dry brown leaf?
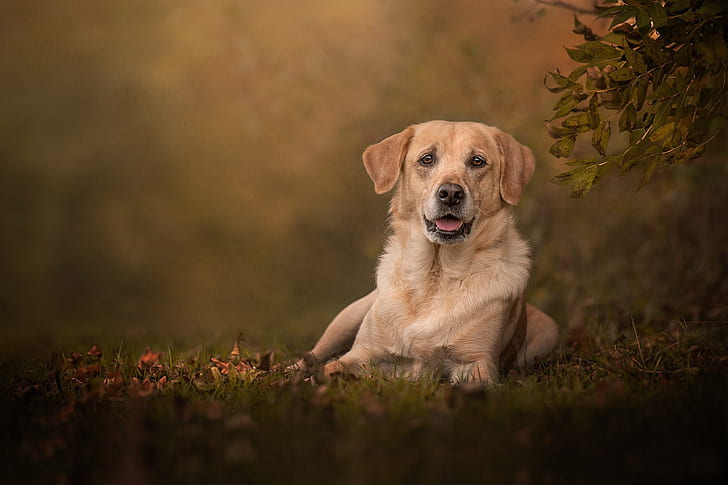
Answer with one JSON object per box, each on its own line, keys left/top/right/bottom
{"left": 210, "top": 366, "right": 224, "bottom": 387}
{"left": 129, "top": 377, "right": 155, "bottom": 397}
{"left": 192, "top": 371, "right": 216, "bottom": 391}
{"left": 73, "top": 364, "right": 102, "bottom": 380}
{"left": 67, "top": 352, "right": 83, "bottom": 367}
{"left": 103, "top": 369, "right": 124, "bottom": 391}
{"left": 137, "top": 347, "right": 164, "bottom": 370}
{"left": 157, "top": 375, "right": 168, "bottom": 389}
{"left": 87, "top": 345, "right": 103, "bottom": 358}
{"left": 230, "top": 332, "right": 244, "bottom": 360}
{"left": 235, "top": 361, "right": 253, "bottom": 373}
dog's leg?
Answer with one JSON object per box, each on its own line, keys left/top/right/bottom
{"left": 295, "top": 290, "right": 377, "bottom": 370}
{"left": 449, "top": 357, "right": 499, "bottom": 386}
{"left": 514, "top": 304, "right": 558, "bottom": 368}
{"left": 321, "top": 342, "right": 388, "bottom": 378}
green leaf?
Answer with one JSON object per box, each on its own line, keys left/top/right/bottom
{"left": 647, "top": 80, "right": 677, "bottom": 101}
{"left": 550, "top": 93, "right": 580, "bottom": 120}
{"left": 647, "top": 3, "right": 668, "bottom": 29}
{"left": 546, "top": 123, "right": 577, "bottom": 139}
{"left": 623, "top": 39, "right": 648, "bottom": 73}
{"left": 562, "top": 113, "right": 591, "bottom": 129}
{"left": 634, "top": 76, "right": 648, "bottom": 110}
{"left": 566, "top": 41, "right": 621, "bottom": 64}
{"left": 619, "top": 103, "right": 637, "bottom": 132}
{"left": 635, "top": 7, "right": 652, "bottom": 33}
{"left": 605, "top": 6, "right": 637, "bottom": 29}
{"left": 553, "top": 92, "right": 575, "bottom": 110}
{"left": 675, "top": 44, "right": 693, "bottom": 66}
{"left": 545, "top": 70, "right": 570, "bottom": 93}
{"left": 649, "top": 121, "right": 676, "bottom": 144}
{"left": 707, "top": 33, "right": 728, "bottom": 61}
{"left": 698, "top": 88, "right": 713, "bottom": 109}
{"left": 640, "top": 154, "right": 660, "bottom": 187}
{"left": 642, "top": 36, "right": 666, "bottom": 64}
{"left": 608, "top": 67, "right": 635, "bottom": 82}
{"left": 599, "top": 89, "right": 623, "bottom": 110}
{"left": 696, "top": 1, "right": 728, "bottom": 15}
{"left": 568, "top": 65, "right": 588, "bottom": 82}
{"left": 549, "top": 136, "right": 576, "bottom": 158}
{"left": 666, "top": 0, "right": 690, "bottom": 15}
{"left": 553, "top": 163, "right": 609, "bottom": 197}
{"left": 600, "top": 32, "right": 627, "bottom": 45}
{"left": 592, "top": 121, "right": 611, "bottom": 155}
{"left": 587, "top": 94, "right": 600, "bottom": 129}
{"left": 619, "top": 82, "right": 635, "bottom": 109}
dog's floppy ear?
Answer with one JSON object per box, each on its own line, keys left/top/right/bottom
{"left": 493, "top": 129, "right": 535, "bottom": 205}
{"left": 362, "top": 126, "right": 415, "bottom": 194}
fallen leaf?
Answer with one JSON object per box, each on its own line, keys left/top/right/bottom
{"left": 129, "top": 377, "right": 155, "bottom": 397}
{"left": 73, "top": 364, "right": 102, "bottom": 381}
{"left": 67, "top": 352, "right": 83, "bottom": 367}
{"left": 157, "top": 375, "right": 168, "bottom": 389}
{"left": 103, "top": 369, "right": 124, "bottom": 392}
{"left": 192, "top": 371, "right": 215, "bottom": 391}
{"left": 210, "top": 366, "right": 224, "bottom": 387}
{"left": 87, "top": 345, "right": 103, "bottom": 358}
{"left": 137, "top": 347, "right": 164, "bottom": 370}
{"left": 230, "top": 332, "right": 244, "bottom": 361}
{"left": 211, "top": 357, "right": 231, "bottom": 374}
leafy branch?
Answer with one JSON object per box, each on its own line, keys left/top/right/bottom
{"left": 546, "top": 0, "right": 728, "bottom": 197}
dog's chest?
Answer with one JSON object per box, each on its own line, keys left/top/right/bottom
{"left": 376, "top": 285, "right": 472, "bottom": 358}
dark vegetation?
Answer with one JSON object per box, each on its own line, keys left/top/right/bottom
{"left": 547, "top": 0, "right": 728, "bottom": 195}
{"left": 1, "top": 1, "right": 727, "bottom": 483}
{"left": 3, "top": 318, "right": 726, "bottom": 484}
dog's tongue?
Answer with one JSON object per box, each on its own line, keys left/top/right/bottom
{"left": 435, "top": 217, "right": 463, "bottom": 232}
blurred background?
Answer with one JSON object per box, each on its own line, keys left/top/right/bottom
{"left": 1, "top": 0, "right": 726, "bottom": 351}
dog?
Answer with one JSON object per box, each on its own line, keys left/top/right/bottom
{"left": 300, "top": 121, "right": 558, "bottom": 384}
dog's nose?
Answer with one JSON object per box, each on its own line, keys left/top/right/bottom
{"left": 437, "top": 183, "right": 464, "bottom": 207}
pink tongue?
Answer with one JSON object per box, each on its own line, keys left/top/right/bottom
{"left": 435, "top": 217, "right": 463, "bottom": 232}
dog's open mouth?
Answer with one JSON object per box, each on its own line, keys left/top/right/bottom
{"left": 424, "top": 215, "right": 473, "bottom": 240}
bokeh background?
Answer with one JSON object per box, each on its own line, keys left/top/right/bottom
{"left": 2, "top": 0, "right": 726, "bottom": 351}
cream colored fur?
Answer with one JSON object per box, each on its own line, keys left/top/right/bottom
{"left": 302, "top": 121, "right": 558, "bottom": 385}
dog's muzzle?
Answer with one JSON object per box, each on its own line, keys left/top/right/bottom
{"left": 424, "top": 215, "right": 473, "bottom": 241}
{"left": 423, "top": 183, "right": 475, "bottom": 244}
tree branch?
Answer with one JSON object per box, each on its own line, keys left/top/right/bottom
{"left": 535, "top": 0, "right": 599, "bottom": 15}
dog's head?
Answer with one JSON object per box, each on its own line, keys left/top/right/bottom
{"left": 363, "top": 120, "right": 535, "bottom": 245}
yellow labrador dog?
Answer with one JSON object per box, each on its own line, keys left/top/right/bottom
{"left": 302, "top": 120, "right": 557, "bottom": 384}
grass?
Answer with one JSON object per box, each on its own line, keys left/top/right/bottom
{"left": 2, "top": 152, "right": 727, "bottom": 485}
{"left": 2, "top": 318, "right": 726, "bottom": 485}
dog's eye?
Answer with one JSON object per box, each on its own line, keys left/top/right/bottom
{"left": 418, "top": 154, "right": 434, "bottom": 166}
{"left": 470, "top": 155, "right": 487, "bottom": 167}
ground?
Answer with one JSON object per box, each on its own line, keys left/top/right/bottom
{"left": 2, "top": 319, "right": 726, "bottom": 485}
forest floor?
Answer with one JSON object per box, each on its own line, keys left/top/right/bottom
{"left": 2, "top": 317, "right": 727, "bottom": 485}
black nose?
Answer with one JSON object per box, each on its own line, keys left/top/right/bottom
{"left": 437, "top": 183, "right": 464, "bottom": 207}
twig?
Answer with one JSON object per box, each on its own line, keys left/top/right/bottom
{"left": 535, "top": 0, "right": 598, "bottom": 15}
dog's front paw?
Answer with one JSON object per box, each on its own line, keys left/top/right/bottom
{"left": 449, "top": 360, "right": 498, "bottom": 386}
{"left": 323, "top": 360, "right": 346, "bottom": 377}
